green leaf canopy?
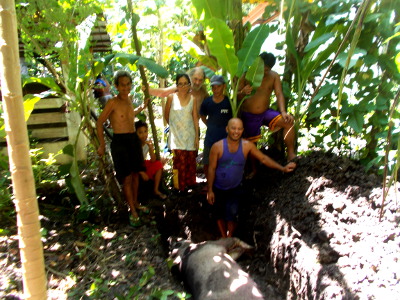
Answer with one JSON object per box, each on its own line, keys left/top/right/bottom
{"left": 237, "top": 25, "right": 269, "bottom": 77}
{"left": 95, "top": 53, "right": 169, "bottom": 79}
{"left": 204, "top": 17, "right": 238, "bottom": 77}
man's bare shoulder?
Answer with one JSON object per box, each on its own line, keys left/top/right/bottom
{"left": 242, "top": 139, "right": 256, "bottom": 152}
{"left": 211, "top": 139, "right": 224, "bottom": 151}
{"left": 200, "top": 86, "right": 209, "bottom": 98}
{"left": 242, "top": 139, "right": 252, "bottom": 148}
{"left": 263, "top": 70, "right": 279, "bottom": 81}
{"left": 103, "top": 97, "right": 117, "bottom": 109}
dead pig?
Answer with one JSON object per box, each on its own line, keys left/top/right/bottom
{"left": 170, "top": 237, "right": 264, "bottom": 300}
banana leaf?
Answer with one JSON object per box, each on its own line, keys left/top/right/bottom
{"left": 245, "top": 57, "right": 264, "bottom": 89}
{"left": 137, "top": 57, "right": 169, "bottom": 78}
{"left": 304, "top": 32, "right": 335, "bottom": 53}
{"left": 237, "top": 25, "right": 269, "bottom": 77}
{"left": 95, "top": 53, "right": 168, "bottom": 79}
{"left": 23, "top": 76, "right": 62, "bottom": 93}
{"left": 192, "top": 0, "right": 225, "bottom": 21}
{"left": 204, "top": 17, "right": 238, "bottom": 77}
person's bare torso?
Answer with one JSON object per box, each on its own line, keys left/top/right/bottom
{"left": 108, "top": 97, "right": 136, "bottom": 133}
{"left": 241, "top": 70, "right": 276, "bottom": 114}
{"left": 192, "top": 86, "right": 209, "bottom": 114}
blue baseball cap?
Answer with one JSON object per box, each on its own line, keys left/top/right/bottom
{"left": 210, "top": 75, "right": 225, "bottom": 86}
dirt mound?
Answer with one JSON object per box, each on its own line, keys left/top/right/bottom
{"left": 241, "top": 151, "right": 400, "bottom": 299}
{"left": 153, "top": 151, "right": 400, "bottom": 299}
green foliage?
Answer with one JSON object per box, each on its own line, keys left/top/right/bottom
{"left": 204, "top": 17, "right": 239, "bottom": 76}
{"left": 245, "top": 57, "right": 264, "bottom": 90}
{"left": 191, "top": 0, "right": 399, "bottom": 174}
{"left": 191, "top": 0, "right": 268, "bottom": 116}
{"left": 23, "top": 77, "right": 63, "bottom": 93}
{"left": 0, "top": 148, "right": 62, "bottom": 224}
{"left": 98, "top": 53, "right": 168, "bottom": 78}
{"left": 61, "top": 144, "right": 88, "bottom": 206}
{"left": 16, "top": 0, "right": 170, "bottom": 211}
{"left": 237, "top": 25, "right": 269, "bottom": 76}
{"left": 0, "top": 91, "right": 42, "bottom": 139}
{"left": 29, "top": 148, "right": 59, "bottom": 184}
{"left": 275, "top": 0, "right": 400, "bottom": 174}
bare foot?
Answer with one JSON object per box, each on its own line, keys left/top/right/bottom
{"left": 136, "top": 205, "right": 150, "bottom": 214}
{"left": 154, "top": 191, "right": 167, "bottom": 200}
{"left": 131, "top": 210, "right": 139, "bottom": 219}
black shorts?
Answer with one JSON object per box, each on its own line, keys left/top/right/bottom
{"left": 213, "top": 185, "right": 244, "bottom": 222}
{"left": 111, "top": 133, "right": 145, "bottom": 184}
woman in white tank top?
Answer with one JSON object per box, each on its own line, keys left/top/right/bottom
{"left": 165, "top": 74, "right": 199, "bottom": 191}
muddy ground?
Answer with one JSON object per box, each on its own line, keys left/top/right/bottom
{"left": 1, "top": 150, "right": 399, "bottom": 299}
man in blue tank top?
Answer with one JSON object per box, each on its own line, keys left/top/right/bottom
{"left": 207, "top": 118, "right": 296, "bottom": 238}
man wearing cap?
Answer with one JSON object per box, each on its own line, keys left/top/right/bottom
{"left": 200, "top": 75, "right": 233, "bottom": 182}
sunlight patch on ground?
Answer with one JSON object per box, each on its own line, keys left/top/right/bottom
{"left": 49, "top": 242, "right": 62, "bottom": 251}
{"left": 111, "top": 269, "right": 120, "bottom": 278}
{"left": 101, "top": 228, "right": 116, "bottom": 239}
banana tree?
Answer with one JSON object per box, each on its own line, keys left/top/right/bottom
{"left": 191, "top": 0, "right": 269, "bottom": 117}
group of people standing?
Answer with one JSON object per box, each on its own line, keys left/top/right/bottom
{"left": 96, "top": 52, "right": 297, "bottom": 236}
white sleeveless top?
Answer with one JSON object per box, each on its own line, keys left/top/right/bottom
{"left": 142, "top": 143, "right": 150, "bottom": 160}
{"left": 169, "top": 93, "right": 196, "bottom": 151}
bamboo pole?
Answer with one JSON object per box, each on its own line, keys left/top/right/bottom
{"left": 0, "top": 1, "right": 47, "bottom": 299}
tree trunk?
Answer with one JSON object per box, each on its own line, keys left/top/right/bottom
{"left": 228, "top": 0, "right": 244, "bottom": 54}
{"left": 156, "top": 7, "right": 167, "bottom": 133}
{"left": 127, "top": 0, "right": 161, "bottom": 160}
{"left": 0, "top": 1, "right": 47, "bottom": 299}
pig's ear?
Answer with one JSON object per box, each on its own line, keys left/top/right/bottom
{"left": 226, "top": 238, "right": 254, "bottom": 260}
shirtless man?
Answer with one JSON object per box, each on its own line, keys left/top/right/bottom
{"left": 239, "top": 52, "right": 296, "bottom": 161}
{"left": 148, "top": 67, "right": 209, "bottom": 115}
{"left": 97, "top": 70, "right": 149, "bottom": 225}
{"left": 207, "top": 118, "right": 296, "bottom": 237}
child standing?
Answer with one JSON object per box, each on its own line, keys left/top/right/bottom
{"left": 135, "top": 120, "right": 167, "bottom": 199}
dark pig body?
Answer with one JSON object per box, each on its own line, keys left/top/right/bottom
{"left": 171, "top": 237, "right": 264, "bottom": 300}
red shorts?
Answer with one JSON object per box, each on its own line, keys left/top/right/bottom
{"left": 144, "top": 160, "right": 163, "bottom": 180}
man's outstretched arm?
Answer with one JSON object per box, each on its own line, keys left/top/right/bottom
{"left": 148, "top": 86, "right": 177, "bottom": 97}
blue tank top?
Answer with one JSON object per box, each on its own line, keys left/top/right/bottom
{"left": 214, "top": 139, "right": 245, "bottom": 190}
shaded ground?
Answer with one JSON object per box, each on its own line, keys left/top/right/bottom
{"left": 1, "top": 151, "right": 399, "bottom": 299}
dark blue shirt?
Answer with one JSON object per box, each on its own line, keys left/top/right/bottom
{"left": 200, "top": 95, "right": 232, "bottom": 148}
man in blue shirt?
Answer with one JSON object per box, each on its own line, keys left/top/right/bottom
{"left": 200, "top": 75, "right": 232, "bottom": 181}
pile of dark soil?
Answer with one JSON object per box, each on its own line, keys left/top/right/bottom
{"left": 151, "top": 151, "right": 400, "bottom": 299}
{"left": 1, "top": 150, "right": 399, "bottom": 299}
